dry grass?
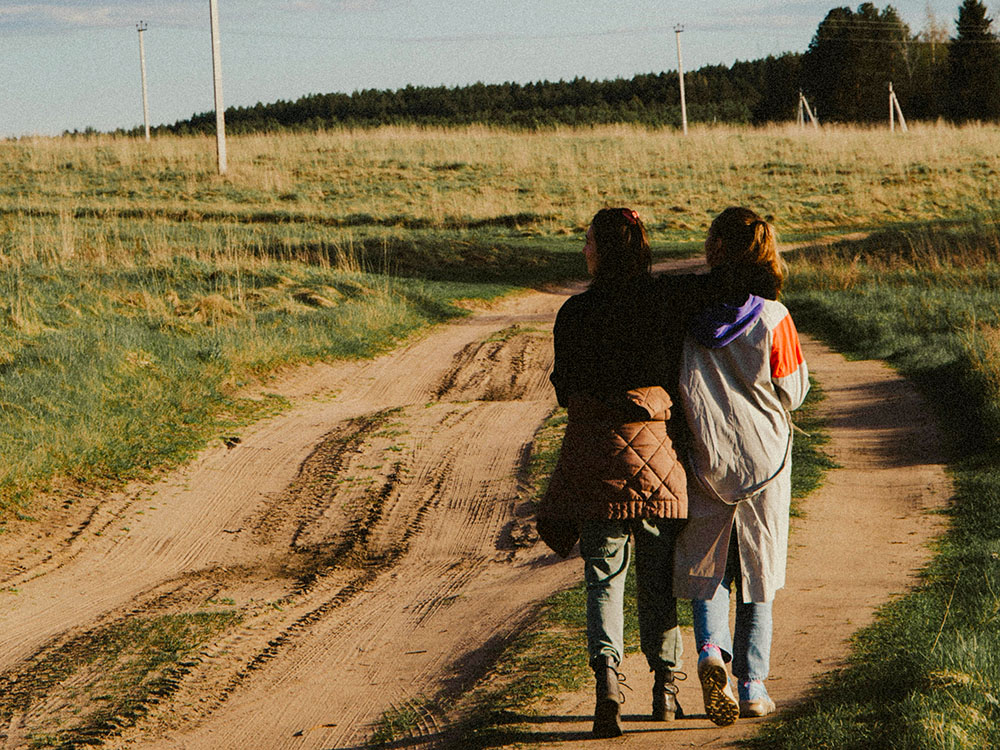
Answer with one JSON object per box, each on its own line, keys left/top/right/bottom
{"left": 3, "top": 122, "right": 999, "bottom": 270}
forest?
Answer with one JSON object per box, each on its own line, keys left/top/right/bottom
{"left": 116, "top": 1, "right": 1000, "bottom": 135}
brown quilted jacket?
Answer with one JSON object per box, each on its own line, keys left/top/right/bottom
{"left": 540, "top": 386, "right": 688, "bottom": 523}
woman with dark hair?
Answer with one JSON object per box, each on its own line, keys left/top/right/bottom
{"left": 674, "top": 207, "right": 809, "bottom": 726}
{"left": 538, "top": 207, "right": 698, "bottom": 738}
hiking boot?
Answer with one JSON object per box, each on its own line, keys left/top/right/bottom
{"left": 651, "top": 667, "right": 686, "bottom": 721}
{"left": 697, "top": 646, "right": 738, "bottom": 727}
{"left": 592, "top": 654, "right": 625, "bottom": 738}
{"left": 738, "top": 679, "right": 776, "bottom": 718}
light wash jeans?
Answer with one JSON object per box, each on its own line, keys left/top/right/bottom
{"left": 691, "top": 532, "right": 772, "bottom": 681}
{"left": 579, "top": 518, "right": 684, "bottom": 672}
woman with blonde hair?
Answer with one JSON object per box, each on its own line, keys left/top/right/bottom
{"left": 673, "top": 207, "right": 809, "bottom": 726}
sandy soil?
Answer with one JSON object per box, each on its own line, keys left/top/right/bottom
{"left": 0, "top": 257, "right": 949, "bottom": 750}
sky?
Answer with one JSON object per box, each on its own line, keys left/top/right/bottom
{"left": 0, "top": 0, "right": 983, "bottom": 138}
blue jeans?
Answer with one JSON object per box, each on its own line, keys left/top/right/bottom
{"left": 691, "top": 532, "right": 772, "bottom": 681}
{"left": 579, "top": 518, "right": 684, "bottom": 672}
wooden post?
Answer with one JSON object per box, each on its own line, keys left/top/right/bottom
{"left": 137, "top": 22, "right": 151, "bottom": 142}
{"left": 209, "top": 0, "right": 227, "bottom": 175}
{"left": 674, "top": 25, "right": 688, "bottom": 135}
{"left": 892, "top": 86, "right": 908, "bottom": 133}
{"left": 889, "top": 82, "right": 895, "bottom": 132}
{"left": 799, "top": 92, "right": 819, "bottom": 129}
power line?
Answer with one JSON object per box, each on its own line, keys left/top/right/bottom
{"left": 152, "top": 22, "right": 691, "bottom": 44}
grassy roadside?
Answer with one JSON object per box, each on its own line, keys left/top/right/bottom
{"left": 747, "top": 220, "right": 1000, "bottom": 748}
{"left": 0, "top": 259, "right": 484, "bottom": 515}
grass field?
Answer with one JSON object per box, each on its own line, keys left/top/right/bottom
{"left": 2, "top": 122, "right": 997, "bottom": 516}
{"left": 3, "top": 122, "right": 1000, "bottom": 748}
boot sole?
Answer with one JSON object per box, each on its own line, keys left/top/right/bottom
{"left": 699, "top": 662, "right": 738, "bottom": 727}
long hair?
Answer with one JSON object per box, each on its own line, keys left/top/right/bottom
{"left": 590, "top": 207, "right": 651, "bottom": 286}
{"left": 707, "top": 206, "right": 784, "bottom": 300}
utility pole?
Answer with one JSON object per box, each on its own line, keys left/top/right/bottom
{"left": 209, "top": 0, "right": 227, "bottom": 174}
{"left": 798, "top": 91, "right": 819, "bottom": 129}
{"left": 674, "top": 25, "right": 688, "bottom": 135}
{"left": 889, "top": 82, "right": 908, "bottom": 133}
{"left": 137, "top": 22, "right": 150, "bottom": 142}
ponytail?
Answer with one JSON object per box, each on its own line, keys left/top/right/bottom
{"left": 707, "top": 207, "right": 784, "bottom": 300}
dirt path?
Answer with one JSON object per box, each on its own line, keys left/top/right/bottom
{"left": 0, "top": 257, "right": 948, "bottom": 750}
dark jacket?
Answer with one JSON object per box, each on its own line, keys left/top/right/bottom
{"left": 549, "top": 274, "right": 698, "bottom": 416}
{"left": 537, "top": 273, "right": 701, "bottom": 556}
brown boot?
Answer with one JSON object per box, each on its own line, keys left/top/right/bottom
{"left": 651, "top": 667, "right": 686, "bottom": 721}
{"left": 592, "top": 655, "right": 625, "bottom": 738}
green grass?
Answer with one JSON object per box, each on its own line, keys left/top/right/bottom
{"left": 746, "top": 219, "right": 1000, "bottom": 749}
{"left": 0, "top": 611, "right": 238, "bottom": 749}
{"left": 0, "top": 258, "right": 478, "bottom": 514}
{"left": 367, "top": 701, "right": 432, "bottom": 748}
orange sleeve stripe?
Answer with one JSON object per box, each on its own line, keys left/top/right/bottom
{"left": 771, "top": 314, "right": 804, "bottom": 379}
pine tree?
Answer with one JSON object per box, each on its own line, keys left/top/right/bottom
{"left": 803, "top": 3, "right": 913, "bottom": 122}
{"left": 948, "top": 0, "right": 1000, "bottom": 121}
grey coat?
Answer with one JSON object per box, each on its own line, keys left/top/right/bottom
{"left": 673, "top": 299, "right": 809, "bottom": 603}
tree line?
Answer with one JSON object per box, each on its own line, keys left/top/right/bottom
{"left": 118, "top": 1, "right": 1000, "bottom": 136}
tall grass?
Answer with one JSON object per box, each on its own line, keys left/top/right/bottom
{"left": 5, "top": 122, "right": 1000, "bottom": 270}
{"left": 0, "top": 259, "right": 479, "bottom": 511}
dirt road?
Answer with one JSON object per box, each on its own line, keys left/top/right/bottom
{"left": 0, "top": 258, "right": 948, "bottom": 750}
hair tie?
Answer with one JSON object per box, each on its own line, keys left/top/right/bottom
{"left": 622, "top": 208, "right": 640, "bottom": 225}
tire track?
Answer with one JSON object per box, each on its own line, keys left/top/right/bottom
{"left": 111, "top": 398, "right": 568, "bottom": 749}
{"left": 0, "top": 276, "right": 583, "bottom": 750}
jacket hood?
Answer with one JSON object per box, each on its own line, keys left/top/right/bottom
{"left": 689, "top": 294, "right": 764, "bottom": 348}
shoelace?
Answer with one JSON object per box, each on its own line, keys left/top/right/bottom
{"left": 614, "top": 669, "right": 632, "bottom": 704}
{"left": 657, "top": 669, "right": 687, "bottom": 696}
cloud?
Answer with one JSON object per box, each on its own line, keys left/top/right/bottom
{"left": 278, "top": 0, "right": 403, "bottom": 12}
{"left": 0, "top": 2, "right": 202, "bottom": 31}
